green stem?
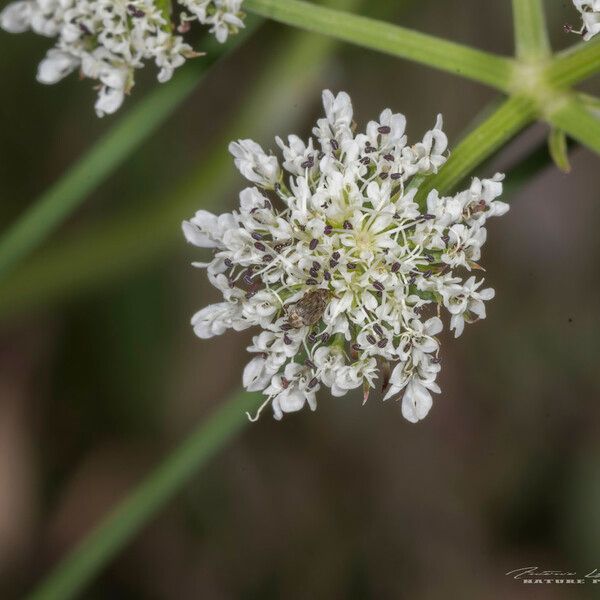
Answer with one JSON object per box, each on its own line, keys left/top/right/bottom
{"left": 244, "top": 0, "right": 515, "bottom": 91}
{"left": 416, "top": 96, "right": 536, "bottom": 203}
{"left": 0, "top": 25, "right": 258, "bottom": 283}
{"left": 545, "top": 37, "right": 600, "bottom": 88}
{"left": 548, "top": 97, "right": 600, "bottom": 155}
{"left": 27, "top": 391, "right": 262, "bottom": 600}
{"left": 511, "top": 0, "right": 551, "bottom": 61}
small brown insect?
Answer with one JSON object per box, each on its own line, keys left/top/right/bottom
{"left": 286, "top": 289, "right": 331, "bottom": 328}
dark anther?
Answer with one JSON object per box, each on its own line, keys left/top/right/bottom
{"left": 224, "top": 258, "right": 233, "bottom": 267}
{"left": 377, "top": 339, "right": 388, "bottom": 348}
{"left": 318, "top": 152, "right": 325, "bottom": 160}
{"left": 309, "top": 268, "right": 319, "bottom": 278}
{"left": 301, "top": 157, "right": 314, "bottom": 169}
{"left": 281, "top": 377, "right": 290, "bottom": 389}
{"left": 367, "top": 334, "right": 377, "bottom": 345}
{"left": 408, "top": 275, "right": 416, "bottom": 285}
{"left": 308, "top": 377, "right": 319, "bottom": 389}
{"left": 305, "top": 359, "right": 316, "bottom": 369}
{"left": 254, "top": 242, "right": 266, "bottom": 251}
{"left": 332, "top": 251, "right": 341, "bottom": 260}
{"left": 380, "top": 172, "right": 389, "bottom": 180}
{"left": 442, "top": 234, "right": 450, "bottom": 244}
{"left": 391, "top": 262, "right": 400, "bottom": 273}
{"left": 263, "top": 255, "right": 273, "bottom": 262}
{"left": 347, "top": 263, "right": 357, "bottom": 270}
{"left": 360, "top": 156, "right": 371, "bottom": 165}
{"left": 431, "top": 356, "right": 442, "bottom": 364}
{"left": 373, "top": 324, "right": 383, "bottom": 336}
{"left": 307, "top": 333, "right": 317, "bottom": 343}
{"left": 343, "top": 221, "right": 353, "bottom": 230}
{"left": 281, "top": 323, "right": 292, "bottom": 331}
{"left": 423, "top": 213, "right": 436, "bottom": 220}
{"left": 364, "top": 146, "right": 377, "bottom": 154}
{"left": 324, "top": 270, "right": 331, "bottom": 281}
{"left": 351, "top": 343, "right": 361, "bottom": 351}
{"left": 309, "top": 238, "right": 318, "bottom": 250}
{"left": 378, "top": 125, "right": 391, "bottom": 134}
{"left": 312, "top": 261, "right": 320, "bottom": 270}
{"left": 320, "top": 333, "right": 330, "bottom": 343}
{"left": 243, "top": 274, "right": 254, "bottom": 286}
{"left": 390, "top": 173, "right": 402, "bottom": 180}
{"left": 330, "top": 139, "right": 339, "bottom": 151}
{"left": 373, "top": 281, "right": 384, "bottom": 291}
{"left": 251, "top": 232, "right": 263, "bottom": 240}
{"left": 423, "top": 270, "right": 433, "bottom": 279}
{"left": 383, "top": 153, "right": 394, "bottom": 161}
{"left": 324, "top": 224, "right": 333, "bottom": 235}
{"left": 306, "top": 278, "right": 318, "bottom": 285}
{"left": 329, "top": 259, "right": 338, "bottom": 268}
{"left": 283, "top": 334, "right": 292, "bottom": 345}
{"left": 424, "top": 253, "right": 435, "bottom": 263}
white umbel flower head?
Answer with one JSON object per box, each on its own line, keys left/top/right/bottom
{"left": 0, "top": 0, "right": 246, "bottom": 116}
{"left": 570, "top": 0, "right": 600, "bottom": 39}
{"left": 183, "top": 90, "right": 509, "bottom": 423}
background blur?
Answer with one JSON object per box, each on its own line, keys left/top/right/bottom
{"left": 0, "top": 0, "right": 599, "bottom": 598}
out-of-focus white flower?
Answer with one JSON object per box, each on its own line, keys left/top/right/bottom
{"left": 183, "top": 90, "right": 509, "bottom": 423}
{"left": 571, "top": 0, "right": 600, "bottom": 40}
{"left": 0, "top": 0, "right": 246, "bottom": 116}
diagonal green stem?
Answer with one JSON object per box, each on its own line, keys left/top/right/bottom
{"left": 547, "top": 96, "right": 600, "bottom": 155}
{"left": 244, "top": 0, "right": 515, "bottom": 91}
{"left": 511, "top": 0, "right": 551, "bottom": 61}
{"left": 545, "top": 37, "right": 600, "bottom": 88}
{"left": 27, "top": 390, "right": 263, "bottom": 600}
{"left": 416, "top": 96, "right": 536, "bottom": 203}
{"left": 0, "top": 25, "right": 259, "bottom": 283}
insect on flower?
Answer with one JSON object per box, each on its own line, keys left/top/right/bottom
{"left": 286, "top": 289, "right": 333, "bottom": 328}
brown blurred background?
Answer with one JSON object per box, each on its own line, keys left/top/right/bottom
{"left": 0, "top": 0, "right": 599, "bottom": 598}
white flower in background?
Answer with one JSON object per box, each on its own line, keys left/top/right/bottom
{"left": 183, "top": 90, "right": 509, "bottom": 423}
{"left": 570, "top": 0, "right": 600, "bottom": 40}
{"left": 0, "top": 0, "right": 246, "bottom": 116}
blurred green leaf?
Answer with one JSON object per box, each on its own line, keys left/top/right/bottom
{"left": 511, "top": 0, "right": 550, "bottom": 61}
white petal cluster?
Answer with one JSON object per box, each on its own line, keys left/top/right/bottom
{"left": 572, "top": 0, "right": 600, "bottom": 40}
{"left": 0, "top": 0, "right": 245, "bottom": 116}
{"left": 183, "top": 90, "right": 509, "bottom": 423}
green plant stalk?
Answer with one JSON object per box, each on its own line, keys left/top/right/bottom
{"left": 416, "top": 96, "right": 537, "bottom": 204}
{"left": 548, "top": 97, "right": 600, "bottom": 155}
{"left": 548, "top": 127, "right": 571, "bottom": 173}
{"left": 546, "top": 37, "right": 600, "bottom": 88}
{"left": 0, "top": 23, "right": 259, "bottom": 283}
{"left": 244, "top": 0, "right": 515, "bottom": 91}
{"left": 27, "top": 390, "right": 263, "bottom": 600}
{"left": 511, "top": 0, "right": 551, "bottom": 61}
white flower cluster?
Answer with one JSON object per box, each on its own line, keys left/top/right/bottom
{"left": 571, "top": 0, "right": 600, "bottom": 39}
{"left": 183, "top": 90, "right": 509, "bottom": 423}
{"left": 0, "top": 0, "right": 245, "bottom": 116}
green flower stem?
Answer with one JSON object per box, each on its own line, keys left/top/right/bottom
{"left": 511, "top": 0, "right": 550, "bottom": 61}
{"left": 545, "top": 37, "right": 600, "bottom": 88}
{"left": 244, "top": 0, "right": 515, "bottom": 91}
{"left": 27, "top": 390, "right": 263, "bottom": 600}
{"left": 0, "top": 24, "right": 259, "bottom": 283}
{"left": 416, "top": 96, "right": 537, "bottom": 204}
{"left": 548, "top": 97, "right": 600, "bottom": 155}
